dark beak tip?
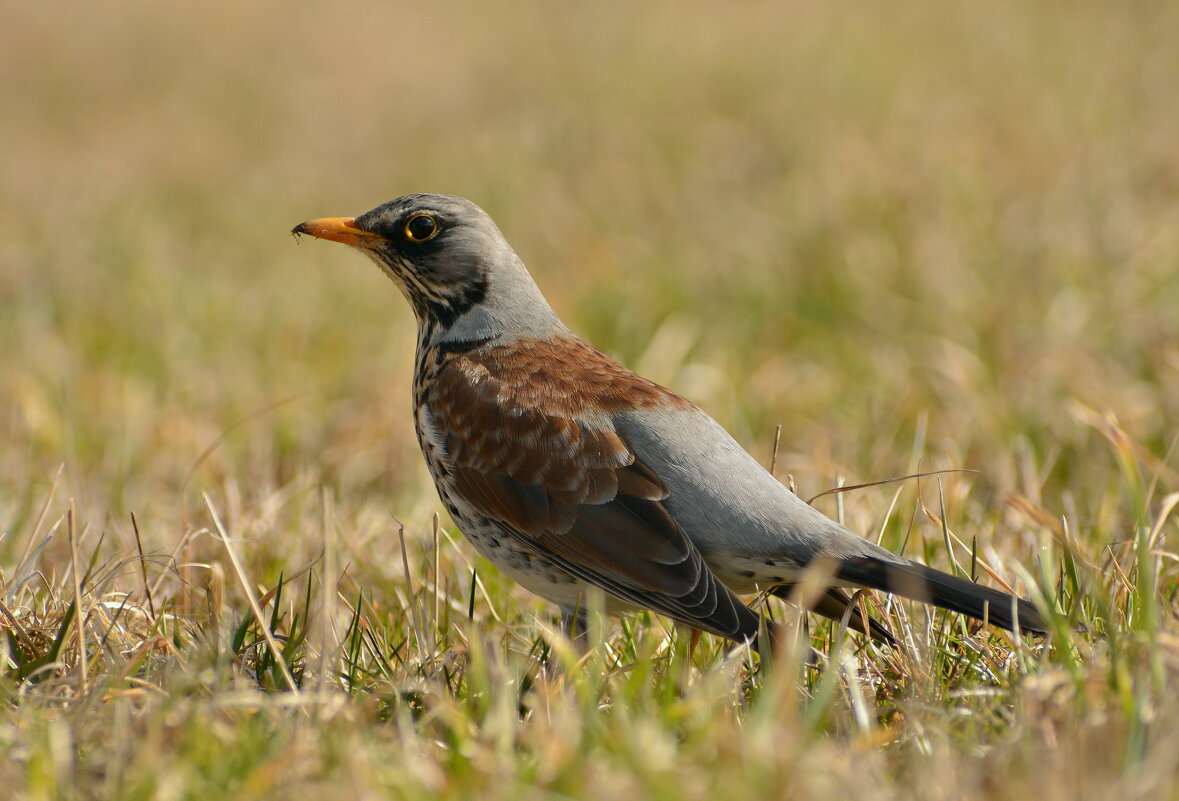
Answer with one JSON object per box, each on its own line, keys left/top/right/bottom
{"left": 291, "top": 222, "right": 309, "bottom": 236}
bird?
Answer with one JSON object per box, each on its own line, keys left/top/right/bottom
{"left": 292, "top": 193, "right": 1049, "bottom": 652}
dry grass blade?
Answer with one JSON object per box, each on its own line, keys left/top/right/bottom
{"left": 130, "top": 510, "right": 155, "bottom": 619}
{"left": 316, "top": 487, "right": 338, "bottom": 702}
{"left": 395, "top": 517, "right": 430, "bottom": 663}
{"left": 806, "top": 469, "right": 979, "bottom": 506}
{"left": 13, "top": 464, "right": 64, "bottom": 576}
{"left": 203, "top": 492, "right": 301, "bottom": 695}
{"left": 67, "top": 502, "right": 89, "bottom": 692}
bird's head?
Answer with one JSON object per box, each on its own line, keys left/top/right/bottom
{"left": 294, "top": 193, "right": 557, "bottom": 338}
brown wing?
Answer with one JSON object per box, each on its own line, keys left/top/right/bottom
{"left": 427, "top": 345, "right": 759, "bottom": 643}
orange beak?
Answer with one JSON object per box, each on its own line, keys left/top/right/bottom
{"left": 291, "top": 217, "right": 387, "bottom": 247}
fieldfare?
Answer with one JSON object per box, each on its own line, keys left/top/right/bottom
{"left": 293, "top": 194, "right": 1049, "bottom": 650}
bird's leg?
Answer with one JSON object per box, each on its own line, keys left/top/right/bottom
{"left": 560, "top": 607, "right": 588, "bottom": 649}
{"left": 688, "top": 627, "right": 703, "bottom": 662}
{"left": 535, "top": 607, "right": 589, "bottom": 682}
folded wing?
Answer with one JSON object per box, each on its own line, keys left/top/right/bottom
{"left": 428, "top": 352, "right": 761, "bottom": 642}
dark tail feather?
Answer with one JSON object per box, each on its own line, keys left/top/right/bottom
{"left": 835, "top": 557, "right": 1048, "bottom": 634}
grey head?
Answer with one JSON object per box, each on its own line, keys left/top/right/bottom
{"left": 293, "top": 193, "right": 564, "bottom": 346}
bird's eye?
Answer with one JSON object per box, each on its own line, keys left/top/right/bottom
{"left": 404, "top": 213, "right": 439, "bottom": 242}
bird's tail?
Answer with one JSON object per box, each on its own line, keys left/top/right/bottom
{"left": 835, "top": 557, "right": 1048, "bottom": 634}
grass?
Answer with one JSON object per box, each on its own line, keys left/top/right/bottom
{"left": 2, "top": 0, "right": 1179, "bottom": 798}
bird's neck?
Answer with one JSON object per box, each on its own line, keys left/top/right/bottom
{"left": 414, "top": 257, "right": 568, "bottom": 355}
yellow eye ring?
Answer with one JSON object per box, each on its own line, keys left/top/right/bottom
{"left": 404, "top": 213, "right": 439, "bottom": 242}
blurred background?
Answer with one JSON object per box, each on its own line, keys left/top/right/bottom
{"left": 2, "top": 0, "right": 1178, "bottom": 587}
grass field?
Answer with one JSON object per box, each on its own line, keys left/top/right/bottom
{"left": 2, "top": 1, "right": 1178, "bottom": 798}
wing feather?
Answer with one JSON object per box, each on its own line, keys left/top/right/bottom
{"left": 429, "top": 354, "right": 759, "bottom": 642}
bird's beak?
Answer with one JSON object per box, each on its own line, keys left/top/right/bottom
{"left": 291, "top": 217, "right": 386, "bottom": 248}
